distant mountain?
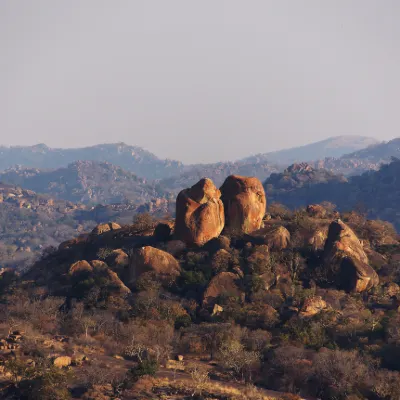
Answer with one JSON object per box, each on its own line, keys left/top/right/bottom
{"left": 0, "top": 143, "right": 184, "bottom": 180}
{"left": 264, "top": 159, "right": 400, "bottom": 230}
{"left": 0, "top": 161, "right": 171, "bottom": 205}
{"left": 311, "top": 138, "right": 400, "bottom": 175}
{"left": 243, "top": 135, "right": 380, "bottom": 165}
{"left": 158, "top": 161, "right": 281, "bottom": 192}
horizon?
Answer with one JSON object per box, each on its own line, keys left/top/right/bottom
{"left": 0, "top": 133, "right": 389, "bottom": 164}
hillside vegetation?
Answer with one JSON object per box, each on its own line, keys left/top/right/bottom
{"left": 0, "top": 174, "right": 399, "bottom": 399}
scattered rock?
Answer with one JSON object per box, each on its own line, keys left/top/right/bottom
{"left": 53, "top": 356, "right": 72, "bottom": 368}
{"left": 220, "top": 175, "right": 266, "bottom": 234}
{"left": 91, "top": 222, "right": 121, "bottom": 236}
{"left": 299, "top": 296, "right": 327, "bottom": 318}
{"left": 175, "top": 178, "right": 225, "bottom": 246}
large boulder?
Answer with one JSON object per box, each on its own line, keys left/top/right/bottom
{"left": 324, "top": 219, "right": 369, "bottom": 265}
{"left": 323, "top": 219, "right": 379, "bottom": 292}
{"left": 127, "top": 246, "right": 181, "bottom": 285}
{"left": 69, "top": 260, "right": 93, "bottom": 276}
{"left": 244, "top": 225, "right": 290, "bottom": 250}
{"left": 203, "top": 272, "right": 244, "bottom": 307}
{"left": 220, "top": 175, "right": 266, "bottom": 235}
{"left": 174, "top": 178, "right": 225, "bottom": 246}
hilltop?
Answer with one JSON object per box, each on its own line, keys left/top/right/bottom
{"left": 242, "top": 135, "right": 379, "bottom": 165}
{"left": 0, "top": 161, "right": 171, "bottom": 205}
{"left": 264, "top": 158, "right": 400, "bottom": 230}
{"left": 0, "top": 143, "right": 184, "bottom": 180}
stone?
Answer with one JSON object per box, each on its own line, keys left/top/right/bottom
{"left": 69, "top": 260, "right": 93, "bottom": 276}
{"left": 53, "top": 356, "right": 72, "bottom": 368}
{"left": 220, "top": 175, "right": 266, "bottom": 234}
{"left": 246, "top": 225, "right": 290, "bottom": 250}
{"left": 299, "top": 296, "right": 327, "bottom": 318}
{"left": 211, "top": 304, "right": 224, "bottom": 316}
{"left": 203, "top": 272, "right": 243, "bottom": 307}
{"left": 175, "top": 178, "right": 225, "bottom": 246}
{"left": 128, "top": 246, "right": 181, "bottom": 284}
{"left": 323, "top": 219, "right": 379, "bottom": 292}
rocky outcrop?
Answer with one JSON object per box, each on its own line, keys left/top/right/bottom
{"left": 299, "top": 296, "right": 327, "bottom": 318}
{"left": 245, "top": 225, "right": 290, "bottom": 250}
{"left": 69, "top": 260, "right": 93, "bottom": 276}
{"left": 323, "top": 219, "right": 379, "bottom": 292}
{"left": 91, "top": 222, "right": 121, "bottom": 236}
{"left": 174, "top": 178, "right": 224, "bottom": 246}
{"left": 128, "top": 246, "right": 181, "bottom": 285}
{"left": 220, "top": 175, "right": 266, "bottom": 234}
{"left": 203, "top": 272, "right": 243, "bottom": 307}
{"left": 53, "top": 356, "right": 72, "bottom": 368}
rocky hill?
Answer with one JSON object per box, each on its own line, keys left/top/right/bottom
{"left": 0, "top": 174, "right": 399, "bottom": 399}
{"left": 265, "top": 159, "right": 400, "bottom": 230}
{"left": 0, "top": 161, "right": 171, "bottom": 205}
{"left": 0, "top": 183, "right": 173, "bottom": 270}
{"left": 0, "top": 143, "right": 184, "bottom": 180}
{"left": 310, "top": 138, "right": 400, "bottom": 176}
{"left": 242, "top": 135, "right": 379, "bottom": 165}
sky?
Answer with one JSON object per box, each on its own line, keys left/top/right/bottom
{"left": 0, "top": 1, "right": 399, "bottom": 163}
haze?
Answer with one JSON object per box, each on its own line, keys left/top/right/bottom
{"left": 1, "top": 1, "right": 399, "bottom": 163}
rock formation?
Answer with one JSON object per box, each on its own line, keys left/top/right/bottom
{"left": 69, "top": 260, "right": 93, "bottom": 276}
{"left": 203, "top": 272, "right": 243, "bottom": 307}
{"left": 299, "top": 296, "right": 327, "bottom": 318}
{"left": 220, "top": 175, "right": 266, "bottom": 234}
{"left": 128, "top": 246, "right": 181, "bottom": 285}
{"left": 323, "top": 219, "right": 379, "bottom": 292}
{"left": 174, "top": 178, "right": 224, "bottom": 246}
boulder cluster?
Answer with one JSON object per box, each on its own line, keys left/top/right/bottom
{"left": 63, "top": 174, "right": 381, "bottom": 315}
{"left": 175, "top": 175, "right": 267, "bottom": 245}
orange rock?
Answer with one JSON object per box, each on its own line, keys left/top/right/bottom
{"left": 203, "top": 272, "right": 243, "bottom": 307}
{"left": 323, "top": 219, "right": 379, "bottom": 292}
{"left": 174, "top": 178, "right": 224, "bottom": 246}
{"left": 128, "top": 246, "right": 181, "bottom": 284}
{"left": 299, "top": 296, "right": 327, "bottom": 318}
{"left": 220, "top": 175, "right": 266, "bottom": 234}
{"left": 69, "top": 260, "right": 93, "bottom": 275}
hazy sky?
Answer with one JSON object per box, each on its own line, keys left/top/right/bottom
{"left": 1, "top": 1, "right": 399, "bottom": 163}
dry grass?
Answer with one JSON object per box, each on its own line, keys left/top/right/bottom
{"left": 136, "top": 376, "right": 285, "bottom": 399}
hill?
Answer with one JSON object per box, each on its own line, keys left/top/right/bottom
{"left": 242, "top": 135, "right": 379, "bottom": 165}
{"left": 0, "top": 161, "right": 171, "bottom": 205}
{"left": 0, "top": 182, "right": 173, "bottom": 270}
{"left": 0, "top": 143, "right": 184, "bottom": 180}
{"left": 264, "top": 158, "right": 400, "bottom": 230}
{"left": 310, "top": 137, "right": 400, "bottom": 176}
{"left": 0, "top": 175, "right": 399, "bottom": 399}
